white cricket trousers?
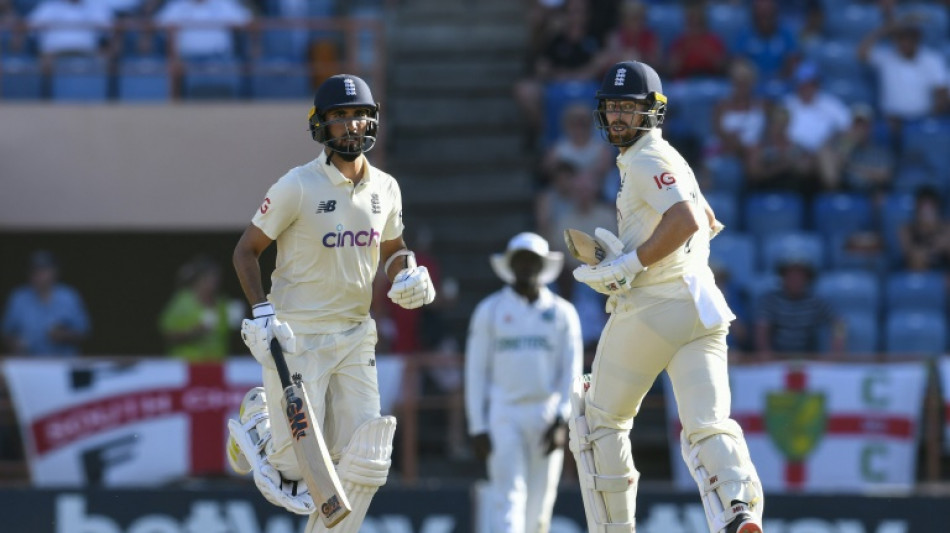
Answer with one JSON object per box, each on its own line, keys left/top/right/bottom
{"left": 587, "top": 283, "right": 736, "bottom": 465}
{"left": 263, "top": 319, "right": 381, "bottom": 479}
{"left": 487, "top": 401, "right": 563, "bottom": 533}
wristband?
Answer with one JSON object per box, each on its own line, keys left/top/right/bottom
{"left": 252, "top": 302, "right": 275, "bottom": 318}
{"left": 384, "top": 249, "right": 416, "bottom": 273}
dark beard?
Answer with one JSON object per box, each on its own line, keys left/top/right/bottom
{"left": 333, "top": 150, "right": 361, "bottom": 162}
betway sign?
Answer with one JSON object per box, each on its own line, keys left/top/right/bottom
{"left": 0, "top": 486, "right": 939, "bottom": 533}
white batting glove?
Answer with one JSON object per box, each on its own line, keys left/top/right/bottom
{"left": 573, "top": 250, "right": 645, "bottom": 294}
{"left": 241, "top": 303, "right": 296, "bottom": 368}
{"left": 711, "top": 220, "right": 725, "bottom": 240}
{"left": 388, "top": 266, "right": 436, "bottom": 309}
{"left": 593, "top": 227, "right": 625, "bottom": 261}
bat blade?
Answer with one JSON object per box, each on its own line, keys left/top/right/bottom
{"left": 271, "top": 339, "right": 352, "bottom": 527}
{"left": 564, "top": 228, "right": 606, "bottom": 265}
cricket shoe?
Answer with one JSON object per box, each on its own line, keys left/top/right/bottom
{"left": 725, "top": 502, "right": 762, "bottom": 533}
{"left": 227, "top": 387, "right": 271, "bottom": 475}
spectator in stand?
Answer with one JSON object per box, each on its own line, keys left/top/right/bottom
{"left": 514, "top": 0, "right": 602, "bottom": 150}
{"left": 596, "top": 0, "right": 660, "bottom": 75}
{"left": 711, "top": 58, "right": 768, "bottom": 159}
{"left": 535, "top": 159, "right": 578, "bottom": 245}
{"left": 898, "top": 186, "right": 950, "bottom": 272}
{"left": 666, "top": 0, "right": 728, "bottom": 80}
{"left": 540, "top": 102, "right": 614, "bottom": 193}
{"left": 754, "top": 253, "right": 845, "bottom": 360}
{"left": 154, "top": 0, "right": 251, "bottom": 59}
{"left": 796, "top": 0, "right": 826, "bottom": 56}
{"left": 159, "top": 255, "right": 243, "bottom": 362}
{"left": 27, "top": 0, "right": 114, "bottom": 60}
{"left": 782, "top": 61, "right": 851, "bottom": 191}
{"left": 0, "top": 0, "right": 24, "bottom": 53}
{"left": 1, "top": 250, "right": 90, "bottom": 356}
{"left": 745, "top": 106, "right": 814, "bottom": 194}
{"left": 858, "top": 16, "right": 949, "bottom": 129}
{"left": 831, "top": 103, "right": 895, "bottom": 195}
{"left": 547, "top": 170, "right": 614, "bottom": 350}
{"left": 732, "top": 0, "right": 799, "bottom": 95}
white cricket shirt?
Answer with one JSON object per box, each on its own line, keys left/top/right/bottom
{"left": 464, "top": 286, "right": 583, "bottom": 435}
{"left": 251, "top": 151, "right": 403, "bottom": 333}
{"left": 615, "top": 129, "right": 711, "bottom": 287}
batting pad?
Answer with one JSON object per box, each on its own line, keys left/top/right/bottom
{"left": 306, "top": 416, "right": 396, "bottom": 533}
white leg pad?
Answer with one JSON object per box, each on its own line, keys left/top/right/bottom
{"left": 306, "top": 416, "right": 397, "bottom": 533}
{"left": 227, "top": 387, "right": 316, "bottom": 515}
{"left": 568, "top": 375, "right": 637, "bottom": 533}
{"left": 680, "top": 430, "right": 764, "bottom": 533}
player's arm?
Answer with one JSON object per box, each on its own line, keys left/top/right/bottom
{"left": 379, "top": 236, "right": 409, "bottom": 282}
{"left": 382, "top": 235, "right": 436, "bottom": 309}
{"left": 636, "top": 201, "right": 700, "bottom": 266}
{"left": 464, "top": 300, "right": 493, "bottom": 461}
{"left": 233, "top": 223, "right": 273, "bottom": 306}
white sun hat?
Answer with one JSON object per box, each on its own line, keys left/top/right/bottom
{"left": 490, "top": 232, "right": 564, "bottom": 285}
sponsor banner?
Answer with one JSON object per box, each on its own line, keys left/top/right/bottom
{"left": 0, "top": 485, "right": 941, "bottom": 533}
{"left": 2, "top": 356, "right": 407, "bottom": 487}
{"left": 938, "top": 357, "right": 950, "bottom": 454}
{"left": 665, "top": 362, "right": 928, "bottom": 492}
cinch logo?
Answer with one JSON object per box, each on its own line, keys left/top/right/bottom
{"left": 344, "top": 78, "right": 357, "bottom": 96}
{"left": 323, "top": 224, "right": 380, "bottom": 248}
{"left": 614, "top": 68, "right": 627, "bottom": 86}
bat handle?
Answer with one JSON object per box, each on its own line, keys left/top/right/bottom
{"left": 270, "top": 338, "right": 292, "bottom": 389}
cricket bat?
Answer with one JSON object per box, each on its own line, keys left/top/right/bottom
{"left": 270, "top": 338, "right": 352, "bottom": 527}
{"left": 564, "top": 228, "right": 607, "bottom": 265}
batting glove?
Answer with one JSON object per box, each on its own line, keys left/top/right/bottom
{"left": 388, "top": 266, "right": 436, "bottom": 309}
{"left": 711, "top": 220, "right": 725, "bottom": 240}
{"left": 241, "top": 303, "right": 296, "bottom": 368}
{"left": 573, "top": 250, "right": 645, "bottom": 295}
{"left": 593, "top": 227, "right": 625, "bottom": 261}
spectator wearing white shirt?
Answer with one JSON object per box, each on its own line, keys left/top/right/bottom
{"left": 782, "top": 61, "right": 852, "bottom": 190}
{"left": 155, "top": 0, "right": 251, "bottom": 59}
{"left": 858, "top": 17, "right": 949, "bottom": 125}
{"left": 27, "top": 0, "right": 113, "bottom": 59}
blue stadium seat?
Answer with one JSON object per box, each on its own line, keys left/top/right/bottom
{"left": 884, "top": 310, "right": 947, "bottom": 356}
{"left": 761, "top": 231, "right": 825, "bottom": 273}
{"left": 706, "top": 4, "right": 748, "bottom": 46}
{"left": 826, "top": 4, "right": 883, "bottom": 43}
{"left": 646, "top": 3, "right": 684, "bottom": 49}
{"left": 543, "top": 80, "right": 599, "bottom": 147}
{"left": 811, "top": 40, "right": 867, "bottom": 82}
{"left": 839, "top": 311, "right": 880, "bottom": 355}
{"left": 815, "top": 270, "right": 879, "bottom": 314}
{"left": 260, "top": 28, "right": 310, "bottom": 62}
{"left": 746, "top": 272, "right": 781, "bottom": 318}
{"left": 249, "top": 60, "right": 311, "bottom": 99}
{"left": 1, "top": 56, "right": 43, "bottom": 99}
{"left": 811, "top": 192, "right": 873, "bottom": 238}
{"left": 826, "top": 232, "right": 888, "bottom": 272}
{"left": 704, "top": 191, "right": 739, "bottom": 230}
{"left": 181, "top": 59, "right": 243, "bottom": 99}
{"left": 117, "top": 58, "right": 170, "bottom": 101}
{"left": 885, "top": 271, "right": 946, "bottom": 313}
{"left": 710, "top": 232, "right": 756, "bottom": 285}
{"left": 823, "top": 77, "right": 875, "bottom": 107}
{"left": 50, "top": 56, "right": 109, "bottom": 101}
{"left": 900, "top": 118, "right": 950, "bottom": 178}
{"left": 705, "top": 155, "right": 744, "bottom": 194}
{"left": 668, "top": 77, "right": 731, "bottom": 139}
{"left": 744, "top": 193, "right": 805, "bottom": 240}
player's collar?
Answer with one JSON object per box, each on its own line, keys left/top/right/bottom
{"left": 317, "top": 151, "right": 373, "bottom": 186}
{"left": 617, "top": 128, "right": 660, "bottom": 165}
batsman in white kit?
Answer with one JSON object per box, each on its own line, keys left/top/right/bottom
{"left": 227, "top": 73, "right": 436, "bottom": 532}
{"left": 565, "top": 61, "right": 765, "bottom": 533}
{"left": 465, "top": 233, "right": 583, "bottom": 533}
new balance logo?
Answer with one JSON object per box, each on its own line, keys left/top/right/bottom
{"left": 316, "top": 200, "right": 336, "bottom": 213}
{"left": 371, "top": 193, "right": 381, "bottom": 214}
{"left": 614, "top": 68, "right": 627, "bottom": 86}
{"left": 344, "top": 79, "right": 356, "bottom": 96}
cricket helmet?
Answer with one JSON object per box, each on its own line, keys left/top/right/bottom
{"left": 307, "top": 74, "right": 379, "bottom": 156}
{"left": 594, "top": 61, "right": 667, "bottom": 146}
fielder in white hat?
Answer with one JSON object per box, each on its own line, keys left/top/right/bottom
{"left": 466, "top": 232, "right": 582, "bottom": 533}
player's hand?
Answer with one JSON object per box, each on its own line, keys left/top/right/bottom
{"left": 593, "top": 227, "right": 624, "bottom": 261}
{"left": 241, "top": 303, "right": 296, "bottom": 367}
{"left": 710, "top": 220, "right": 725, "bottom": 240}
{"left": 388, "top": 266, "right": 436, "bottom": 309}
{"left": 542, "top": 418, "right": 567, "bottom": 455}
{"left": 471, "top": 433, "right": 492, "bottom": 462}
{"left": 573, "top": 251, "right": 644, "bottom": 294}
